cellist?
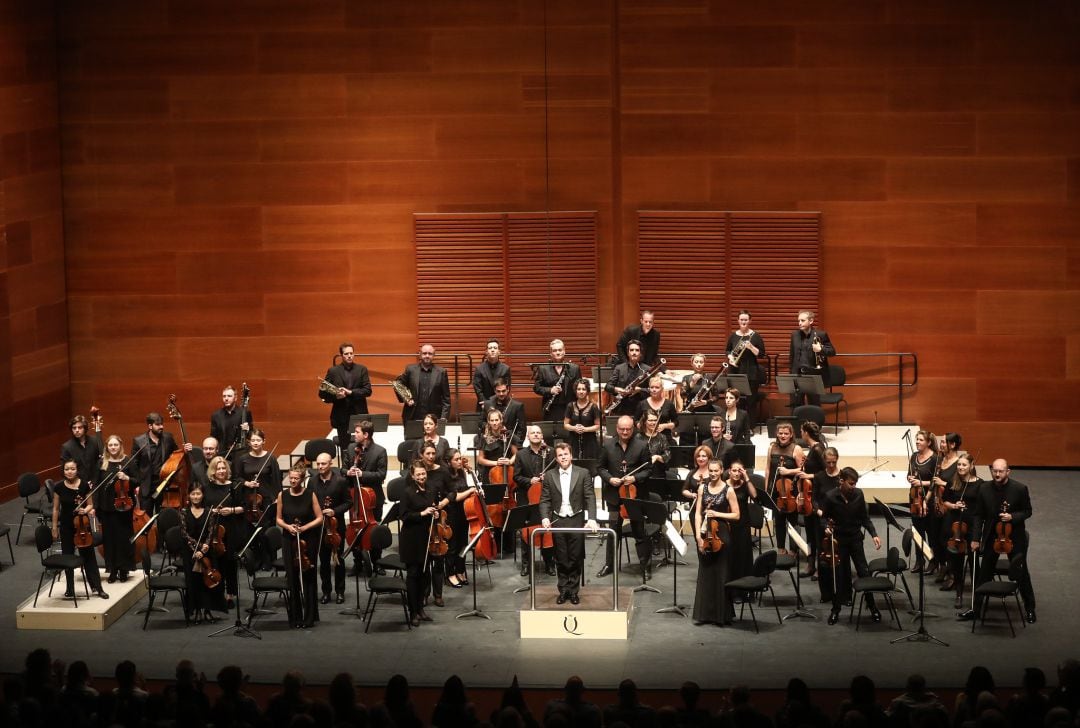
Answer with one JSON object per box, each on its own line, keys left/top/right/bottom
{"left": 131, "top": 412, "right": 192, "bottom": 515}
{"left": 765, "top": 422, "right": 804, "bottom": 558}
{"left": 344, "top": 420, "right": 388, "bottom": 573}
{"left": 444, "top": 449, "right": 480, "bottom": 588}
{"left": 512, "top": 426, "right": 557, "bottom": 578}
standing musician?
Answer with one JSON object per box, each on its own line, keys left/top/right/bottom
{"left": 822, "top": 467, "right": 882, "bottom": 625}
{"left": 692, "top": 458, "right": 740, "bottom": 626}
{"left": 395, "top": 343, "right": 451, "bottom": 423}
{"left": 636, "top": 376, "right": 679, "bottom": 437}
{"left": 345, "top": 420, "right": 388, "bottom": 573}
{"left": 615, "top": 310, "right": 661, "bottom": 367}
{"left": 418, "top": 444, "right": 453, "bottom": 608}
{"left": 318, "top": 342, "right": 372, "bottom": 446}
{"left": 534, "top": 339, "right": 581, "bottom": 419}
{"left": 766, "top": 422, "right": 804, "bottom": 557}
{"left": 931, "top": 432, "right": 963, "bottom": 588}
{"left": 638, "top": 411, "right": 672, "bottom": 481}
{"left": 180, "top": 484, "right": 226, "bottom": 624}
{"left": 235, "top": 430, "right": 282, "bottom": 569}
{"left": 209, "top": 385, "right": 252, "bottom": 460}
{"left": 725, "top": 460, "right": 758, "bottom": 600}
{"left": 400, "top": 461, "right": 439, "bottom": 626}
{"left": 906, "top": 430, "right": 939, "bottom": 574}
{"left": 789, "top": 310, "right": 835, "bottom": 408}
{"left": 276, "top": 466, "right": 322, "bottom": 629}
{"left": 719, "top": 388, "right": 751, "bottom": 446}
{"left": 61, "top": 414, "right": 103, "bottom": 486}
{"left": 475, "top": 409, "right": 515, "bottom": 485}
{"left": 940, "top": 452, "right": 981, "bottom": 610}
{"left": 444, "top": 449, "right": 480, "bottom": 588}
{"left": 683, "top": 446, "right": 714, "bottom": 503}
{"left": 539, "top": 443, "right": 599, "bottom": 605}
{"left": 808, "top": 446, "right": 841, "bottom": 590}
{"left": 472, "top": 339, "right": 511, "bottom": 411}
{"left": 409, "top": 413, "right": 450, "bottom": 466}
{"left": 725, "top": 310, "right": 766, "bottom": 405}
{"left": 596, "top": 415, "right": 651, "bottom": 580}
{"left": 191, "top": 437, "right": 219, "bottom": 488}
{"left": 959, "top": 459, "right": 1036, "bottom": 624}
{"left": 680, "top": 354, "right": 717, "bottom": 414}
{"left": 794, "top": 421, "right": 827, "bottom": 578}
{"left": 563, "top": 378, "right": 601, "bottom": 464}
{"left": 131, "top": 412, "right": 192, "bottom": 515}
{"left": 483, "top": 379, "right": 525, "bottom": 448}
{"left": 513, "top": 426, "right": 558, "bottom": 577}
{"left": 701, "top": 416, "right": 736, "bottom": 468}
{"left": 97, "top": 435, "right": 135, "bottom": 583}
{"left": 204, "top": 456, "right": 245, "bottom": 610}
{"left": 606, "top": 340, "right": 650, "bottom": 418}
{"left": 312, "top": 453, "right": 350, "bottom": 605}
{"left": 52, "top": 459, "right": 108, "bottom": 600}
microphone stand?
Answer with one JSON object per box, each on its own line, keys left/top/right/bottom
{"left": 891, "top": 528, "right": 946, "bottom": 647}
{"left": 456, "top": 528, "right": 492, "bottom": 621}
{"left": 209, "top": 524, "right": 262, "bottom": 639}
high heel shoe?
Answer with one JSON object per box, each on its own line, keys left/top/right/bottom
{"left": 203, "top": 610, "right": 217, "bottom": 623}
{"left": 447, "top": 575, "right": 462, "bottom": 588}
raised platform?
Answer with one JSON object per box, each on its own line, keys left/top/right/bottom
{"left": 519, "top": 586, "right": 635, "bottom": 640}
{"left": 16, "top": 567, "right": 147, "bottom": 631}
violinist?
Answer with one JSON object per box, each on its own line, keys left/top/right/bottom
{"left": 720, "top": 388, "right": 751, "bottom": 446}
{"left": 444, "top": 449, "right": 480, "bottom": 588}
{"left": 811, "top": 447, "right": 841, "bottom": 596}
{"left": 476, "top": 409, "right": 515, "bottom": 484}
{"left": 906, "top": 430, "right": 938, "bottom": 574}
{"left": 539, "top": 443, "right": 599, "bottom": 605}
{"left": 131, "top": 412, "right": 191, "bottom": 515}
{"left": 724, "top": 460, "right": 758, "bottom": 602}
{"left": 97, "top": 435, "right": 135, "bottom": 583}
{"left": 691, "top": 458, "right": 740, "bottom": 626}
{"left": 419, "top": 443, "right": 453, "bottom": 607}
{"left": 180, "top": 484, "right": 226, "bottom": 624}
{"left": 513, "top": 426, "right": 557, "bottom": 578}
{"left": 276, "top": 466, "right": 322, "bottom": 629}
{"left": 51, "top": 459, "right": 108, "bottom": 600}
{"left": 483, "top": 379, "right": 525, "bottom": 448}
{"left": 345, "top": 420, "right": 388, "bottom": 572}
{"left": 534, "top": 338, "right": 581, "bottom": 418}
{"left": 788, "top": 310, "right": 835, "bottom": 407}
{"left": 725, "top": 310, "right": 766, "bottom": 403}
{"left": 312, "top": 453, "right": 351, "bottom": 605}
{"left": 766, "top": 422, "right": 804, "bottom": 557}
{"left": 940, "top": 452, "right": 980, "bottom": 610}
{"left": 473, "top": 338, "right": 512, "bottom": 411}
{"left": 931, "top": 432, "right": 963, "bottom": 585}
{"left": 318, "top": 342, "right": 372, "bottom": 447}
{"left": 637, "top": 410, "right": 672, "bottom": 481}
{"left": 209, "top": 385, "right": 252, "bottom": 460}
{"left": 204, "top": 456, "right": 244, "bottom": 609}
{"left": 821, "top": 467, "right": 881, "bottom": 626}
{"left": 563, "top": 378, "right": 601, "bottom": 464}
{"left": 60, "top": 414, "right": 103, "bottom": 486}
{"left": 410, "top": 413, "right": 450, "bottom": 466}
{"left": 959, "top": 459, "right": 1036, "bottom": 624}
{"left": 400, "top": 461, "right": 439, "bottom": 626}
{"left": 796, "top": 422, "right": 827, "bottom": 578}
{"left": 682, "top": 446, "right": 714, "bottom": 503}
{"left": 596, "top": 415, "right": 651, "bottom": 580}
{"left": 605, "top": 340, "right": 649, "bottom": 417}
{"left": 635, "top": 376, "right": 679, "bottom": 438}
{"left": 235, "top": 430, "right": 281, "bottom": 572}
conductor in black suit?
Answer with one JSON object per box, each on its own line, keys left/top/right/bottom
{"left": 394, "top": 344, "right": 451, "bottom": 422}
{"left": 540, "top": 443, "right": 599, "bottom": 605}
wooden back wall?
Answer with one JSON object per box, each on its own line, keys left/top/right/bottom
{"left": 2, "top": 0, "right": 1078, "bottom": 490}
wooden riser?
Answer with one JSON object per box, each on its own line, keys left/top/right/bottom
{"left": 520, "top": 587, "right": 635, "bottom": 640}
{"left": 16, "top": 568, "right": 148, "bottom": 631}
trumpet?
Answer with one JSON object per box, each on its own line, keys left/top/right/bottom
{"left": 811, "top": 332, "right": 825, "bottom": 370}
{"left": 729, "top": 337, "right": 751, "bottom": 367}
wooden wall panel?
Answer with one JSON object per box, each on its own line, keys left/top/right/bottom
{"left": 887, "top": 159, "right": 1066, "bottom": 201}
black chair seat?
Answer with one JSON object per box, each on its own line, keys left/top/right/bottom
{"left": 376, "top": 553, "right": 405, "bottom": 573}
{"left": 976, "top": 581, "right": 1019, "bottom": 597}
{"left": 148, "top": 573, "right": 187, "bottom": 590}
{"left": 369, "top": 575, "right": 407, "bottom": 592}
{"left": 853, "top": 575, "right": 894, "bottom": 592}
{"left": 869, "top": 556, "right": 908, "bottom": 572}
{"left": 43, "top": 554, "right": 84, "bottom": 570}
{"left": 725, "top": 575, "right": 767, "bottom": 591}
{"left": 251, "top": 575, "right": 288, "bottom": 591}
{"left": 363, "top": 525, "right": 411, "bottom": 632}
{"left": 774, "top": 554, "right": 796, "bottom": 570}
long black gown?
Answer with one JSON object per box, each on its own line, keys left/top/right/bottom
{"left": 280, "top": 489, "right": 320, "bottom": 627}
{"left": 180, "top": 506, "right": 227, "bottom": 617}
{"left": 692, "top": 484, "right": 735, "bottom": 625}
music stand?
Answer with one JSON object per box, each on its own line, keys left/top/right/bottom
{"left": 647, "top": 477, "right": 688, "bottom": 568}
{"left": 732, "top": 443, "right": 756, "bottom": 472}
{"left": 403, "top": 418, "right": 446, "bottom": 440}
{"left": 208, "top": 526, "right": 263, "bottom": 639}
{"left": 796, "top": 375, "right": 825, "bottom": 407}
{"left": 530, "top": 421, "right": 558, "bottom": 446}
{"left": 505, "top": 504, "right": 540, "bottom": 594}
{"left": 891, "top": 528, "right": 947, "bottom": 647}
{"left": 349, "top": 413, "right": 389, "bottom": 434}
{"left": 621, "top": 498, "right": 663, "bottom": 595}
{"left": 594, "top": 365, "right": 614, "bottom": 415}
{"left": 459, "top": 412, "right": 482, "bottom": 435}
{"left": 718, "top": 374, "right": 752, "bottom": 397}
{"left": 783, "top": 523, "right": 815, "bottom": 620}
{"left": 766, "top": 416, "right": 797, "bottom": 438}
{"left": 678, "top": 412, "right": 715, "bottom": 450}
{"left": 456, "top": 528, "right": 493, "bottom": 621}
{"left": 656, "top": 519, "right": 689, "bottom": 617}
{"left": 604, "top": 416, "right": 621, "bottom": 438}
{"left": 775, "top": 374, "right": 803, "bottom": 409}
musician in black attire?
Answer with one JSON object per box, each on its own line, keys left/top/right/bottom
{"left": 179, "top": 484, "right": 226, "bottom": 623}
{"left": 400, "top": 461, "right": 439, "bottom": 626}
{"left": 513, "top": 426, "right": 557, "bottom": 577}
{"left": 472, "top": 339, "right": 511, "bottom": 410}
{"left": 484, "top": 379, "right": 526, "bottom": 447}
{"left": 597, "top": 415, "right": 652, "bottom": 579}
{"left": 395, "top": 344, "right": 451, "bottom": 422}
{"left": 907, "top": 430, "right": 938, "bottom": 573}
{"left": 808, "top": 447, "right": 840, "bottom": 591}
{"left": 409, "top": 413, "right": 450, "bottom": 465}
{"left": 204, "top": 456, "right": 246, "bottom": 609}
{"left": 209, "top": 385, "right": 252, "bottom": 460}
{"left": 191, "top": 437, "right": 219, "bottom": 488}
{"left": 318, "top": 342, "right": 372, "bottom": 446}
{"left": 540, "top": 443, "right": 600, "bottom": 605}
{"left": 789, "top": 310, "right": 835, "bottom": 407}
{"left": 312, "top": 452, "right": 351, "bottom": 605}
{"left": 52, "top": 460, "right": 108, "bottom": 599}
{"left": 444, "top": 450, "right": 479, "bottom": 588}
{"left": 534, "top": 339, "right": 581, "bottom": 419}
{"left": 235, "top": 430, "right": 281, "bottom": 572}
{"left": 96, "top": 435, "right": 136, "bottom": 583}
{"left": 940, "top": 452, "right": 981, "bottom": 610}
{"left": 344, "top": 420, "right": 388, "bottom": 572}
{"left": 959, "top": 459, "right": 1036, "bottom": 624}
{"left": 606, "top": 340, "right": 650, "bottom": 418}
{"left": 701, "top": 416, "right": 736, "bottom": 469}
{"left": 277, "top": 466, "right": 322, "bottom": 629}
{"left": 822, "top": 467, "right": 881, "bottom": 625}
{"left": 725, "top": 310, "right": 766, "bottom": 405}
{"left": 61, "top": 414, "right": 103, "bottom": 486}
{"left": 131, "top": 412, "right": 191, "bottom": 515}
{"left": 615, "top": 310, "right": 661, "bottom": 367}
{"left": 563, "top": 378, "right": 601, "bottom": 465}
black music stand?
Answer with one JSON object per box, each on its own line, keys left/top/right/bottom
{"left": 717, "top": 374, "right": 752, "bottom": 398}
{"left": 656, "top": 517, "right": 689, "bottom": 618}
{"left": 593, "top": 365, "right": 614, "bottom": 415}
{"left": 456, "top": 527, "right": 493, "bottom": 621}
{"left": 621, "top": 498, "right": 663, "bottom": 595}
{"left": 891, "top": 528, "right": 947, "bottom": 647}
{"left": 782, "top": 522, "right": 815, "bottom": 620}
{"left": 349, "top": 413, "right": 389, "bottom": 434}
{"left": 403, "top": 418, "right": 446, "bottom": 440}
{"left": 459, "top": 412, "right": 482, "bottom": 435}
{"left": 647, "top": 477, "right": 688, "bottom": 568}
{"left": 732, "top": 443, "right": 756, "bottom": 472}
{"left": 775, "top": 374, "right": 802, "bottom": 410}
{"left": 530, "top": 421, "right": 558, "bottom": 447}
{"left": 604, "top": 416, "right": 620, "bottom": 439}
{"left": 209, "top": 527, "right": 262, "bottom": 639}
{"left": 505, "top": 504, "right": 540, "bottom": 594}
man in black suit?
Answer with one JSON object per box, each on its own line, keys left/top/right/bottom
{"left": 605, "top": 340, "right": 650, "bottom": 418}
{"left": 394, "top": 343, "right": 451, "bottom": 423}
{"left": 131, "top": 412, "right": 191, "bottom": 514}
{"left": 533, "top": 338, "right": 582, "bottom": 419}
{"left": 822, "top": 466, "right": 881, "bottom": 625}
{"left": 614, "top": 310, "right": 661, "bottom": 367}
{"left": 597, "top": 415, "right": 651, "bottom": 579}
{"left": 61, "top": 414, "right": 103, "bottom": 485}
{"left": 345, "top": 419, "right": 388, "bottom": 572}
{"left": 472, "top": 338, "right": 511, "bottom": 410}
{"left": 540, "top": 443, "right": 599, "bottom": 604}
{"left": 484, "top": 379, "right": 525, "bottom": 447}
{"left": 318, "top": 342, "right": 372, "bottom": 445}
{"left": 191, "top": 437, "right": 219, "bottom": 488}
{"left": 209, "top": 384, "right": 252, "bottom": 459}
{"left": 789, "top": 310, "right": 835, "bottom": 408}
{"left": 959, "top": 459, "right": 1037, "bottom": 623}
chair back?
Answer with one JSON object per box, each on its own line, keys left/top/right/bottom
{"left": 385, "top": 476, "right": 408, "bottom": 502}
{"left": 886, "top": 546, "right": 900, "bottom": 573}
{"left": 753, "top": 550, "right": 778, "bottom": 577}
{"left": 18, "top": 472, "right": 41, "bottom": 499}
{"left": 396, "top": 441, "right": 415, "bottom": 471}
{"left": 828, "top": 365, "right": 846, "bottom": 387}
{"left": 34, "top": 524, "right": 54, "bottom": 556}
{"left": 369, "top": 524, "right": 393, "bottom": 551}
{"left": 793, "top": 405, "right": 826, "bottom": 430}
{"left": 157, "top": 507, "right": 181, "bottom": 535}
{"left": 901, "top": 527, "right": 913, "bottom": 558}
{"left": 1007, "top": 555, "right": 1027, "bottom": 582}
{"left": 164, "top": 526, "right": 185, "bottom": 555}
{"left": 264, "top": 525, "right": 283, "bottom": 552}
{"left": 305, "top": 438, "right": 337, "bottom": 464}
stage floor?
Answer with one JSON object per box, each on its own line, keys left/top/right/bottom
{"left": 0, "top": 467, "right": 1075, "bottom": 691}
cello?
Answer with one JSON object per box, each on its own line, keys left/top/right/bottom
{"left": 520, "top": 447, "right": 557, "bottom": 553}
{"left": 485, "top": 423, "right": 518, "bottom": 528}
{"left": 462, "top": 459, "right": 497, "bottom": 562}
{"left": 157, "top": 395, "right": 193, "bottom": 508}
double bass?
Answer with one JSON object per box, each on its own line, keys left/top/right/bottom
{"left": 462, "top": 460, "right": 498, "bottom": 562}
{"left": 157, "top": 395, "right": 193, "bottom": 508}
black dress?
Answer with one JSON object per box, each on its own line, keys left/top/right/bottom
{"left": 563, "top": 401, "right": 600, "bottom": 463}
{"left": 908, "top": 452, "right": 937, "bottom": 567}
{"left": 727, "top": 483, "right": 755, "bottom": 595}
{"left": 400, "top": 481, "right": 437, "bottom": 618}
{"left": 203, "top": 480, "right": 245, "bottom": 597}
{"left": 692, "top": 484, "right": 735, "bottom": 625}
{"left": 95, "top": 461, "right": 135, "bottom": 575}
{"left": 180, "top": 506, "right": 227, "bottom": 616}
{"left": 445, "top": 469, "right": 471, "bottom": 574}
{"left": 280, "top": 489, "right": 320, "bottom": 627}
{"left": 54, "top": 481, "right": 103, "bottom": 593}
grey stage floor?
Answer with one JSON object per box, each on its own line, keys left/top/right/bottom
{"left": 1, "top": 469, "right": 1076, "bottom": 691}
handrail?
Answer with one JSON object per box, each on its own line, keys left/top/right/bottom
{"left": 529, "top": 527, "right": 618, "bottom": 610}
{"left": 767, "top": 351, "right": 917, "bottom": 422}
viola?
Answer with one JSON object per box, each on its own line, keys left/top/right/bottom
{"left": 206, "top": 510, "right": 227, "bottom": 557}
{"left": 947, "top": 519, "right": 969, "bottom": 555}
{"left": 701, "top": 518, "right": 726, "bottom": 553}
{"left": 462, "top": 461, "right": 497, "bottom": 561}
{"left": 428, "top": 508, "right": 452, "bottom": 557}
{"left": 73, "top": 494, "right": 95, "bottom": 549}
{"left": 617, "top": 459, "right": 636, "bottom": 519}
{"left": 113, "top": 472, "right": 134, "bottom": 512}
{"left": 908, "top": 460, "right": 927, "bottom": 517}
{"left": 774, "top": 472, "right": 798, "bottom": 514}
{"left": 818, "top": 519, "right": 839, "bottom": 567}
{"left": 931, "top": 458, "right": 946, "bottom": 516}
{"left": 323, "top": 496, "right": 341, "bottom": 551}
{"left": 158, "top": 395, "right": 193, "bottom": 508}
{"left": 197, "top": 538, "right": 223, "bottom": 589}
{"left": 293, "top": 519, "right": 313, "bottom": 572}
{"left": 993, "top": 499, "right": 1013, "bottom": 555}
{"left": 797, "top": 476, "right": 814, "bottom": 516}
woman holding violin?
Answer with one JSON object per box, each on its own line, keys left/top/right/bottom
{"left": 930, "top": 432, "right": 962, "bottom": 583}
{"left": 444, "top": 449, "right": 480, "bottom": 588}
{"left": 204, "top": 456, "right": 245, "bottom": 609}
{"left": 180, "top": 484, "right": 226, "bottom": 623}
{"left": 692, "top": 458, "right": 740, "bottom": 626}
{"left": 940, "top": 452, "right": 980, "bottom": 609}
{"left": 906, "top": 430, "right": 939, "bottom": 574}
{"left": 235, "top": 429, "right": 281, "bottom": 573}
{"left": 796, "top": 422, "right": 827, "bottom": 578}
{"left": 563, "top": 378, "right": 600, "bottom": 466}
{"left": 419, "top": 444, "right": 453, "bottom": 607}
{"left": 682, "top": 445, "right": 714, "bottom": 503}
{"left": 400, "top": 461, "right": 440, "bottom": 626}
{"left": 766, "top": 422, "right": 804, "bottom": 557}
{"left": 52, "top": 460, "right": 108, "bottom": 600}
{"left": 411, "top": 414, "right": 450, "bottom": 466}
{"left": 276, "top": 466, "right": 322, "bottom": 629}
{"left": 96, "top": 435, "right": 135, "bottom": 583}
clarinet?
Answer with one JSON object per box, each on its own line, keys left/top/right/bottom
{"left": 543, "top": 369, "right": 567, "bottom": 416}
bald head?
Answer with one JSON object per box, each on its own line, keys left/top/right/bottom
{"left": 991, "top": 459, "right": 1010, "bottom": 485}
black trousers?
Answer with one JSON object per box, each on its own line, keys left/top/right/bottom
{"left": 604, "top": 512, "right": 649, "bottom": 570}
{"left": 405, "top": 561, "right": 430, "bottom": 616}
{"left": 319, "top": 538, "right": 346, "bottom": 596}
{"left": 830, "top": 538, "right": 876, "bottom": 614}
{"left": 974, "top": 543, "right": 1035, "bottom": 612}
{"left": 553, "top": 512, "right": 585, "bottom": 596}
{"left": 59, "top": 525, "right": 102, "bottom": 592}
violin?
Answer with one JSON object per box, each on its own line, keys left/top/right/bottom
{"left": 323, "top": 496, "right": 341, "bottom": 551}
{"left": 113, "top": 474, "right": 134, "bottom": 512}
{"left": 947, "top": 519, "right": 969, "bottom": 555}
{"left": 462, "top": 459, "right": 497, "bottom": 562}
{"left": 243, "top": 442, "right": 277, "bottom": 524}
{"left": 206, "top": 510, "right": 227, "bottom": 557}
{"left": 993, "top": 499, "right": 1013, "bottom": 555}
{"left": 701, "top": 518, "right": 726, "bottom": 553}
{"left": 931, "top": 458, "right": 947, "bottom": 517}
{"left": 797, "top": 475, "right": 814, "bottom": 516}
{"left": 908, "top": 459, "right": 927, "bottom": 517}
{"left": 73, "top": 494, "right": 95, "bottom": 549}
{"left": 428, "top": 508, "right": 452, "bottom": 557}
{"left": 293, "top": 519, "right": 313, "bottom": 572}
{"left": 617, "top": 459, "right": 637, "bottom": 519}
{"left": 818, "top": 518, "right": 839, "bottom": 567}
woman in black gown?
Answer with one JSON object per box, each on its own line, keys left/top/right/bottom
{"left": 203, "top": 456, "right": 245, "bottom": 610}
{"left": 932, "top": 432, "right": 962, "bottom": 587}
{"left": 941, "top": 451, "right": 981, "bottom": 610}
{"left": 51, "top": 460, "right": 108, "bottom": 599}
{"left": 419, "top": 443, "right": 453, "bottom": 607}
{"left": 562, "top": 379, "right": 600, "bottom": 467}
{"left": 235, "top": 430, "right": 281, "bottom": 572}
{"left": 412, "top": 414, "right": 450, "bottom": 466}
{"left": 96, "top": 435, "right": 135, "bottom": 583}
{"left": 692, "top": 459, "right": 740, "bottom": 625}
{"left": 725, "top": 460, "right": 757, "bottom": 602}
{"left": 400, "top": 461, "right": 439, "bottom": 626}
{"left": 444, "top": 449, "right": 479, "bottom": 588}
{"left": 276, "top": 466, "right": 322, "bottom": 628}
{"left": 906, "top": 430, "right": 938, "bottom": 573}
{"left": 179, "top": 484, "right": 226, "bottom": 623}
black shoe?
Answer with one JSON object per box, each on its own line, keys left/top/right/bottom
{"left": 107, "top": 573, "right": 117, "bottom": 584}
{"left": 596, "top": 565, "right": 613, "bottom": 578}
{"left": 411, "top": 614, "right": 421, "bottom": 627}
{"left": 95, "top": 589, "right": 110, "bottom": 600}
{"left": 570, "top": 594, "right": 580, "bottom": 605}
{"left": 448, "top": 578, "right": 463, "bottom": 589}
{"left": 828, "top": 611, "right": 839, "bottom": 625}
{"left": 870, "top": 609, "right": 882, "bottom": 623}
{"left": 520, "top": 562, "right": 530, "bottom": 577}
{"left": 302, "top": 620, "right": 315, "bottom": 628}
{"left": 118, "top": 571, "right": 129, "bottom": 582}
{"left": 433, "top": 597, "right": 444, "bottom": 607}
{"left": 957, "top": 609, "right": 976, "bottom": 621}
{"left": 418, "top": 609, "right": 432, "bottom": 622}
{"left": 204, "top": 610, "right": 217, "bottom": 623}
{"left": 336, "top": 593, "right": 345, "bottom": 604}
{"left": 320, "top": 593, "right": 331, "bottom": 604}
{"left": 64, "top": 589, "right": 76, "bottom": 599}
{"left": 545, "top": 563, "right": 557, "bottom": 577}
{"left": 1026, "top": 609, "right": 1037, "bottom": 624}
{"left": 954, "top": 595, "right": 963, "bottom": 609}
{"left": 556, "top": 593, "right": 567, "bottom": 605}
